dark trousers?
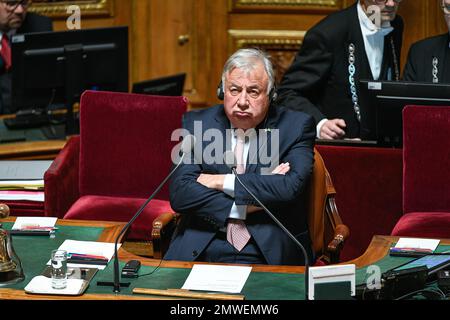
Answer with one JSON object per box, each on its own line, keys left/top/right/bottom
{"left": 198, "top": 231, "right": 267, "bottom": 264}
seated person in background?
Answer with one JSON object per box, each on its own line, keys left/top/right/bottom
{"left": 403, "top": 0, "right": 450, "bottom": 83}
{"left": 275, "top": 0, "right": 403, "bottom": 140}
{"left": 0, "top": 0, "right": 53, "bottom": 114}
{"left": 165, "top": 48, "right": 316, "bottom": 266}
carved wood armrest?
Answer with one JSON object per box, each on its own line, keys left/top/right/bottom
{"left": 324, "top": 194, "right": 350, "bottom": 264}
{"left": 152, "top": 212, "right": 179, "bottom": 259}
{"left": 327, "top": 224, "right": 350, "bottom": 253}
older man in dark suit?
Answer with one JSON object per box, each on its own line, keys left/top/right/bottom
{"left": 403, "top": 0, "right": 450, "bottom": 83}
{"left": 0, "top": 0, "right": 53, "bottom": 114}
{"left": 276, "top": 0, "right": 403, "bottom": 140}
{"left": 165, "top": 48, "right": 316, "bottom": 266}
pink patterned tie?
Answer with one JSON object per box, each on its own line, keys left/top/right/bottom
{"left": 226, "top": 130, "right": 251, "bottom": 252}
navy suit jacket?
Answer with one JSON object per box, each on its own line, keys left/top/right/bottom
{"left": 403, "top": 33, "right": 450, "bottom": 83}
{"left": 164, "top": 104, "right": 316, "bottom": 265}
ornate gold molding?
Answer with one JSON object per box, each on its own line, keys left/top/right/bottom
{"left": 228, "top": 29, "right": 305, "bottom": 50}
{"left": 230, "top": 0, "right": 343, "bottom": 12}
{"left": 28, "top": 0, "right": 113, "bottom": 18}
{"left": 228, "top": 29, "right": 306, "bottom": 83}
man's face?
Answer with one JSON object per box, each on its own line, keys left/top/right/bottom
{"left": 362, "top": 0, "right": 401, "bottom": 23}
{"left": 443, "top": 0, "right": 450, "bottom": 32}
{"left": 0, "top": 1, "right": 28, "bottom": 32}
{"left": 223, "top": 62, "right": 270, "bottom": 131}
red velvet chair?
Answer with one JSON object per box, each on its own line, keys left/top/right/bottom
{"left": 44, "top": 90, "right": 187, "bottom": 242}
{"left": 391, "top": 106, "right": 450, "bottom": 237}
{"left": 316, "top": 145, "right": 403, "bottom": 261}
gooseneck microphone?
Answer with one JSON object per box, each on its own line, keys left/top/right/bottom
{"left": 224, "top": 150, "right": 310, "bottom": 299}
{"left": 98, "top": 134, "right": 196, "bottom": 293}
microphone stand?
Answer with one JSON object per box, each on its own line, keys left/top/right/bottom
{"left": 97, "top": 152, "right": 187, "bottom": 293}
{"left": 232, "top": 168, "right": 310, "bottom": 300}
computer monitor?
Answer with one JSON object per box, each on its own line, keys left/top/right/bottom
{"left": 132, "top": 73, "right": 186, "bottom": 96}
{"left": 10, "top": 26, "right": 129, "bottom": 135}
{"left": 359, "top": 80, "right": 450, "bottom": 147}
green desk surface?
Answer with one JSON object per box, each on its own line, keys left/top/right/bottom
{"left": 2, "top": 223, "right": 450, "bottom": 300}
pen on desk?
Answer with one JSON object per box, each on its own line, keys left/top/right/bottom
{"left": 68, "top": 253, "right": 108, "bottom": 260}
{"left": 50, "top": 125, "right": 56, "bottom": 137}
{"left": 9, "top": 230, "right": 52, "bottom": 236}
{"left": 390, "top": 247, "right": 433, "bottom": 253}
{"left": 20, "top": 226, "right": 58, "bottom": 231}
{"left": 68, "top": 258, "right": 108, "bottom": 265}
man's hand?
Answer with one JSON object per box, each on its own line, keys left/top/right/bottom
{"left": 271, "top": 162, "right": 290, "bottom": 175}
{"left": 197, "top": 174, "right": 226, "bottom": 191}
{"left": 319, "top": 119, "right": 346, "bottom": 139}
{"left": 246, "top": 162, "right": 291, "bottom": 215}
{"left": 247, "top": 205, "right": 263, "bottom": 214}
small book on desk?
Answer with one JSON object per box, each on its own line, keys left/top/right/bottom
{"left": 389, "top": 238, "right": 440, "bottom": 257}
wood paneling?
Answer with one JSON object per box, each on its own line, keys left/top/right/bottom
{"left": 33, "top": 0, "right": 448, "bottom": 109}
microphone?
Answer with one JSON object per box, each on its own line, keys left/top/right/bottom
{"left": 98, "top": 134, "right": 196, "bottom": 293}
{"left": 223, "top": 150, "right": 310, "bottom": 299}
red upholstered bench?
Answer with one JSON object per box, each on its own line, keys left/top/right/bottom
{"left": 316, "top": 145, "right": 403, "bottom": 261}
{"left": 391, "top": 106, "right": 450, "bottom": 238}
{"left": 1, "top": 201, "right": 44, "bottom": 217}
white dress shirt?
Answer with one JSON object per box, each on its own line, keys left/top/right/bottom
{"left": 357, "top": 1, "right": 393, "bottom": 81}
{"left": 0, "top": 30, "right": 17, "bottom": 51}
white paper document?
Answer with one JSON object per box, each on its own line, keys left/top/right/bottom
{"left": 395, "top": 238, "right": 440, "bottom": 252}
{"left": 12, "top": 217, "right": 57, "bottom": 230}
{"left": 0, "top": 179, "right": 44, "bottom": 187}
{"left": 182, "top": 264, "right": 252, "bottom": 294}
{"left": 47, "top": 239, "right": 121, "bottom": 270}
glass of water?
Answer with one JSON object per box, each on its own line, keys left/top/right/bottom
{"left": 51, "top": 249, "right": 68, "bottom": 289}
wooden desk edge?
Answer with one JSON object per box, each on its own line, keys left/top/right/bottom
{"left": 0, "top": 140, "right": 67, "bottom": 160}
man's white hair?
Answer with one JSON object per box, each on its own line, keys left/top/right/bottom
{"left": 221, "top": 48, "right": 275, "bottom": 95}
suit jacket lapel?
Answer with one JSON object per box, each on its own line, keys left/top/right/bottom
{"left": 246, "top": 106, "right": 279, "bottom": 174}
{"left": 380, "top": 16, "right": 402, "bottom": 81}
{"left": 214, "top": 106, "right": 232, "bottom": 173}
{"left": 380, "top": 35, "right": 391, "bottom": 80}
{"left": 438, "top": 34, "right": 449, "bottom": 83}
{"left": 347, "top": 4, "right": 372, "bottom": 81}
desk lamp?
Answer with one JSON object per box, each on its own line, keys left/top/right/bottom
{"left": 0, "top": 204, "right": 25, "bottom": 286}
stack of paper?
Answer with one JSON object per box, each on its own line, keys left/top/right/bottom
{"left": 0, "top": 161, "right": 52, "bottom": 202}
{"left": 10, "top": 217, "right": 58, "bottom": 236}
